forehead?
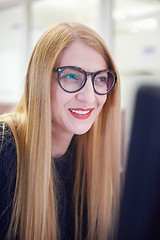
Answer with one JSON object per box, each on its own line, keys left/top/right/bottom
{"left": 55, "top": 40, "right": 108, "bottom": 72}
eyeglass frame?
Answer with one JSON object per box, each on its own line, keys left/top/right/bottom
{"left": 53, "top": 66, "right": 117, "bottom": 95}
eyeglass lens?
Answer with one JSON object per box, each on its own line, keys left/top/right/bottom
{"left": 58, "top": 67, "right": 115, "bottom": 94}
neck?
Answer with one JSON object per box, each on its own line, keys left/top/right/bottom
{"left": 51, "top": 127, "right": 73, "bottom": 158}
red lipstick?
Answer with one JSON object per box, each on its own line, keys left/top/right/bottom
{"left": 69, "top": 108, "right": 93, "bottom": 120}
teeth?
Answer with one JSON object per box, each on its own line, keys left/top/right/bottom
{"left": 70, "top": 109, "right": 90, "bottom": 115}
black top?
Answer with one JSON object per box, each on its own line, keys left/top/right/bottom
{"left": 0, "top": 123, "right": 17, "bottom": 240}
{"left": 0, "top": 123, "right": 79, "bottom": 240}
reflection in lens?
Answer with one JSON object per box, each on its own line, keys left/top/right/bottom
{"left": 94, "top": 71, "right": 114, "bottom": 94}
{"left": 60, "top": 68, "right": 84, "bottom": 92}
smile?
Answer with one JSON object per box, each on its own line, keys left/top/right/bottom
{"left": 70, "top": 109, "right": 90, "bottom": 114}
{"left": 69, "top": 108, "right": 94, "bottom": 119}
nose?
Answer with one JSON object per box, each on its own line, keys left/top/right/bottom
{"left": 75, "top": 76, "right": 95, "bottom": 103}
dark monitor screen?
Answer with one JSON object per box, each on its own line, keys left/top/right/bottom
{"left": 116, "top": 85, "right": 160, "bottom": 240}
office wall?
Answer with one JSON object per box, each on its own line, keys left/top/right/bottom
{"left": 114, "top": 0, "right": 160, "bottom": 150}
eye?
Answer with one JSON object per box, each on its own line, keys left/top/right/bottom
{"left": 95, "top": 76, "right": 107, "bottom": 84}
{"left": 62, "top": 73, "right": 78, "bottom": 80}
{"left": 96, "top": 76, "right": 107, "bottom": 82}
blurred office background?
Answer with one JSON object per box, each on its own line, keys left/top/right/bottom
{"left": 0, "top": 0, "right": 160, "bottom": 160}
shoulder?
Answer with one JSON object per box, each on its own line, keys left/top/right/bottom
{"left": 0, "top": 121, "right": 15, "bottom": 144}
{"left": 0, "top": 122, "right": 17, "bottom": 165}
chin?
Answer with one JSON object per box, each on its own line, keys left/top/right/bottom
{"left": 73, "top": 126, "right": 93, "bottom": 135}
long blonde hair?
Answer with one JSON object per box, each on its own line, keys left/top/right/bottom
{"left": 0, "top": 22, "right": 121, "bottom": 240}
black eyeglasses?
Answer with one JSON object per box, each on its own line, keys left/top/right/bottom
{"left": 53, "top": 66, "right": 117, "bottom": 95}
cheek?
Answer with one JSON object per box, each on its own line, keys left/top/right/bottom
{"left": 51, "top": 78, "right": 63, "bottom": 105}
{"left": 51, "top": 82, "right": 61, "bottom": 117}
{"left": 51, "top": 78, "right": 56, "bottom": 102}
{"left": 98, "top": 95, "right": 107, "bottom": 109}
{"left": 51, "top": 81, "right": 73, "bottom": 116}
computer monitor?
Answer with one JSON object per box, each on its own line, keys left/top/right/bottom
{"left": 116, "top": 85, "right": 160, "bottom": 240}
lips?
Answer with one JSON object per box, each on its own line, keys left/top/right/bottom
{"left": 69, "top": 108, "right": 94, "bottom": 119}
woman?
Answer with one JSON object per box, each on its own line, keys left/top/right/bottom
{"left": 0, "top": 22, "right": 121, "bottom": 240}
